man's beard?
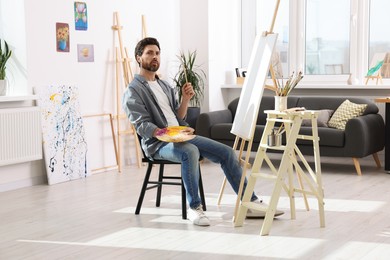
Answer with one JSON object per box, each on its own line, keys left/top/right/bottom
{"left": 141, "top": 60, "right": 159, "bottom": 72}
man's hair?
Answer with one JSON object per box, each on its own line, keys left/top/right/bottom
{"left": 134, "top": 37, "right": 160, "bottom": 65}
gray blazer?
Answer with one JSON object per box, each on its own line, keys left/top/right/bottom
{"left": 122, "top": 74, "right": 188, "bottom": 159}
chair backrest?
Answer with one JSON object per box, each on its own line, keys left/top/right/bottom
{"left": 136, "top": 134, "right": 150, "bottom": 162}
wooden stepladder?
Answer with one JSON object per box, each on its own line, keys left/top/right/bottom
{"left": 112, "top": 12, "right": 143, "bottom": 171}
{"left": 234, "top": 110, "right": 325, "bottom": 235}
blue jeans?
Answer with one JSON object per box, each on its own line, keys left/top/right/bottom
{"left": 154, "top": 135, "right": 258, "bottom": 208}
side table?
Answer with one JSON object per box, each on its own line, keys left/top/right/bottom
{"left": 374, "top": 97, "right": 390, "bottom": 173}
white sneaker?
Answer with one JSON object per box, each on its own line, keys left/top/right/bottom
{"left": 188, "top": 205, "right": 210, "bottom": 226}
{"left": 246, "top": 199, "right": 284, "bottom": 219}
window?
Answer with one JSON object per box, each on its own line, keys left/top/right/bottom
{"left": 247, "top": 0, "right": 390, "bottom": 84}
{"left": 257, "top": 0, "right": 289, "bottom": 78}
{"left": 369, "top": 0, "right": 390, "bottom": 78}
{"left": 305, "top": 0, "right": 350, "bottom": 75}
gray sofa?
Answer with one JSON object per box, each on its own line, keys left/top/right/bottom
{"left": 196, "top": 96, "right": 385, "bottom": 175}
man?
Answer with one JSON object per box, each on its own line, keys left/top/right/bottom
{"left": 122, "top": 37, "right": 283, "bottom": 226}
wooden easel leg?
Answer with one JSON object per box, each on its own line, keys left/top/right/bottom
{"left": 233, "top": 138, "right": 254, "bottom": 221}
{"left": 115, "top": 47, "right": 122, "bottom": 173}
{"left": 217, "top": 178, "right": 227, "bottom": 205}
{"left": 217, "top": 136, "right": 240, "bottom": 205}
{"left": 109, "top": 113, "right": 119, "bottom": 166}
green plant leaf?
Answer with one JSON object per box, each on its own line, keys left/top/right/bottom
{"left": 0, "top": 39, "right": 12, "bottom": 80}
{"left": 173, "top": 50, "right": 206, "bottom": 107}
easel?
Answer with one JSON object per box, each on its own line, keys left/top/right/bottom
{"left": 365, "top": 70, "right": 383, "bottom": 85}
{"left": 217, "top": 0, "right": 281, "bottom": 221}
{"left": 112, "top": 12, "right": 143, "bottom": 171}
{"left": 365, "top": 59, "right": 384, "bottom": 85}
{"left": 83, "top": 113, "right": 119, "bottom": 172}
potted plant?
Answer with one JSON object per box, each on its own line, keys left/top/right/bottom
{"left": 173, "top": 50, "right": 206, "bottom": 128}
{"left": 0, "top": 39, "right": 12, "bottom": 95}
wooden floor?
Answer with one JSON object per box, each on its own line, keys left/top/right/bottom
{"left": 1, "top": 153, "right": 390, "bottom": 259}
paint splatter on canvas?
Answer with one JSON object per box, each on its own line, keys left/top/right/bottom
{"left": 36, "top": 85, "right": 89, "bottom": 185}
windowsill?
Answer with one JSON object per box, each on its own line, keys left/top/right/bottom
{"left": 0, "top": 95, "right": 38, "bottom": 103}
{"left": 221, "top": 84, "right": 390, "bottom": 89}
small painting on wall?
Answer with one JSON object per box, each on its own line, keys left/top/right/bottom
{"left": 35, "top": 85, "right": 90, "bottom": 185}
{"left": 77, "top": 44, "right": 94, "bottom": 62}
{"left": 56, "top": 23, "right": 70, "bottom": 52}
{"left": 74, "top": 2, "right": 88, "bottom": 30}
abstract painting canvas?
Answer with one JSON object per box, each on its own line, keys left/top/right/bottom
{"left": 36, "top": 85, "right": 89, "bottom": 185}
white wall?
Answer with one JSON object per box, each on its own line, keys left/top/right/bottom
{"left": 0, "top": 0, "right": 182, "bottom": 191}
{"left": 179, "top": 0, "right": 209, "bottom": 112}
{"left": 208, "top": 0, "right": 241, "bottom": 110}
{"left": 0, "top": 0, "right": 245, "bottom": 192}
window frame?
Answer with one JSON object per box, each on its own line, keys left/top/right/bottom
{"left": 250, "top": 0, "right": 384, "bottom": 85}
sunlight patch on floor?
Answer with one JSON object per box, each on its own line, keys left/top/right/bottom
{"left": 18, "top": 227, "right": 325, "bottom": 259}
{"left": 322, "top": 241, "right": 390, "bottom": 260}
{"left": 115, "top": 192, "right": 386, "bottom": 215}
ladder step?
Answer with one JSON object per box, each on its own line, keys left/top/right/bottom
{"left": 259, "top": 144, "right": 286, "bottom": 150}
{"left": 251, "top": 172, "right": 277, "bottom": 180}
{"left": 267, "top": 118, "right": 294, "bottom": 123}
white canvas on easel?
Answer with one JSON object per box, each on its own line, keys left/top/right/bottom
{"left": 217, "top": 33, "right": 278, "bottom": 220}
{"left": 231, "top": 33, "right": 278, "bottom": 140}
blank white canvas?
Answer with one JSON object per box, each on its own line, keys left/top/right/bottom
{"left": 231, "top": 33, "right": 278, "bottom": 140}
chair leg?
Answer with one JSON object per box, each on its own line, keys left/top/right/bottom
{"left": 199, "top": 167, "right": 207, "bottom": 211}
{"left": 135, "top": 163, "right": 153, "bottom": 214}
{"left": 156, "top": 164, "right": 164, "bottom": 207}
{"left": 181, "top": 179, "right": 187, "bottom": 220}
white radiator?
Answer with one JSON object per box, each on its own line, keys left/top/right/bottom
{"left": 0, "top": 107, "right": 42, "bottom": 166}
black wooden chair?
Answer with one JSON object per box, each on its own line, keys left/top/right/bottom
{"left": 135, "top": 135, "right": 206, "bottom": 220}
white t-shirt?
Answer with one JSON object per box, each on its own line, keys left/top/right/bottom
{"left": 148, "top": 80, "right": 179, "bottom": 126}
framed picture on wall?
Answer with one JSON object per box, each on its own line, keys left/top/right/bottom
{"left": 77, "top": 44, "right": 94, "bottom": 62}
{"left": 74, "top": 2, "right": 88, "bottom": 31}
{"left": 56, "top": 23, "right": 70, "bottom": 52}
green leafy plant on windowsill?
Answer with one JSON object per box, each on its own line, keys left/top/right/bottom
{"left": 0, "top": 39, "right": 12, "bottom": 80}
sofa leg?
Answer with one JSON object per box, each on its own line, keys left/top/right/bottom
{"left": 352, "top": 158, "right": 362, "bottom": 176}
{"left": 372, "top": 153, "right": 381, "bottom": 168}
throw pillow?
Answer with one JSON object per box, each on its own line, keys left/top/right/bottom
{"left": 301, "top": 109, "right": 334, "bottom": 127}
{"left": 328, "top": 100, "right": 367, "bottom": 130}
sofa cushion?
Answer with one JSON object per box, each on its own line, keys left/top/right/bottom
{"left": 328, "top": 100, "right": 367, "bottom": 130}
{"left": 301, "top": 109, "right": 334, "bottom": 127}
{"left": 297, "top": 127, "right": 345, "bottom": 147}
{"left": 210, "top": 124, "right": 266, "bottom": 143}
